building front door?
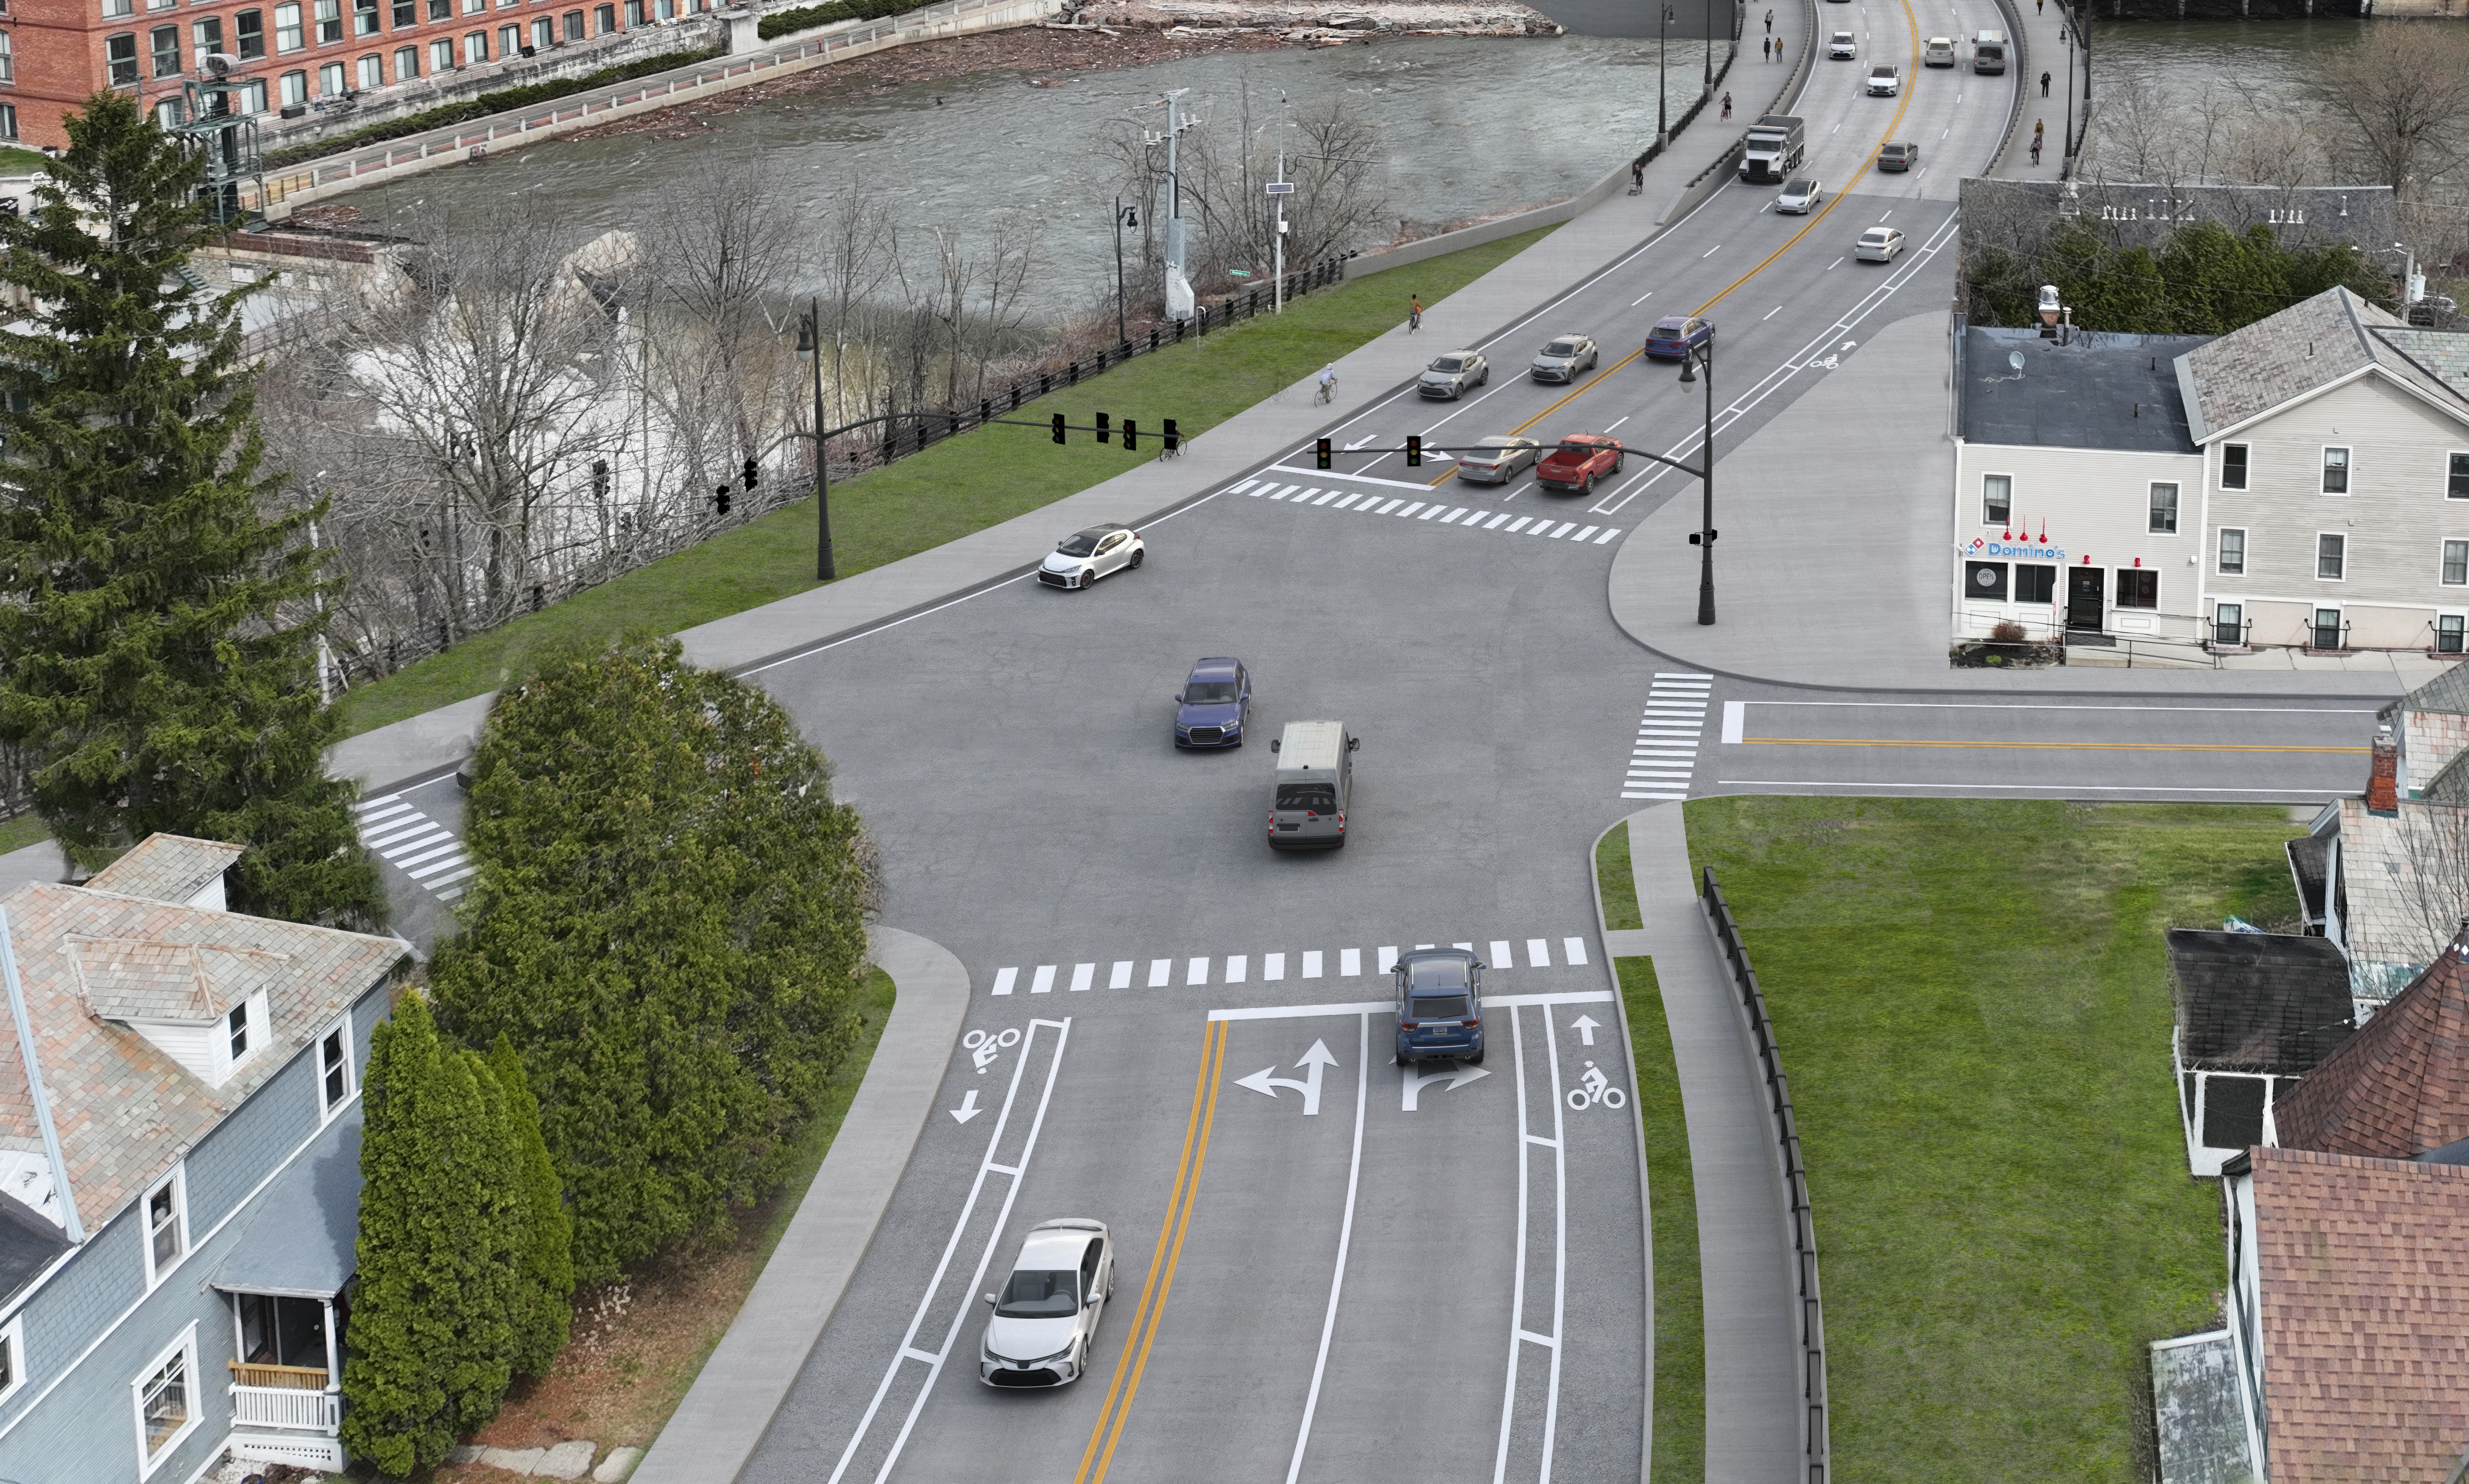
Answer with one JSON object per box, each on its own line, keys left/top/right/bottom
{"left": 2066, "top": 566, "right": 2105, "bottom": 631}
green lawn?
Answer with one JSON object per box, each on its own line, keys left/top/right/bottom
{"left": 1613, "top": 950, "right": 1703, "bottom": 1482}
{"left": 1681, "top": 798, "right": 2302, "bottom": 1480}
{"left": 1597, "top": 820, "right": 1643, "bottom": 931}
{"left": 0, "top": 813, "right": 50, "bottom": 858}
{"left": 333, "top": 227, "right": 1560, "bottom": 738}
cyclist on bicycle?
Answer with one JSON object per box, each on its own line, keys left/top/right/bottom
{"left": 1317, "top": 364, "right": 1337, "bottom": 402}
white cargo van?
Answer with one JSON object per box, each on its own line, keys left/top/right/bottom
{"left": 1972, "top": 29, "right": 2007, "bottom": 73}
{"left": 1268, "top": 721, "right": 1358, "bottom": 851}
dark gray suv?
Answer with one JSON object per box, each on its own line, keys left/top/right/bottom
{"left": 1394, "top": 949, "right": 1486, "bottom": 1065}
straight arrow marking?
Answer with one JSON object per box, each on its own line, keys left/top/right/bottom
{"left": 1236, "top": 1039, "right": 1338, "bottom": 1115}
{"left": 1570, "top": 1015, "right": 1601, "bottom": 1047}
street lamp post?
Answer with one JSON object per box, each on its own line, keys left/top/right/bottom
{"left": 1113, "top": 198, "right": 1137, "bottom": 347}
{"left": 793, "top": 298, "right": 837, "bottom": 582}
{"left": 1679, "top": 342, "right": 1717, "bottom": 625}
{"left": 1658, "top": 3, "right": 1672, "bottom": 148}
{"left": 2063, "top": 22, "right": 2074, "bottom": 176}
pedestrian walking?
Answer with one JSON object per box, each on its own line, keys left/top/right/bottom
{"left": 2030, "top": 135, "right": 2043, "bottom": 166}
{"left": 1721, "top": 90, "right": 1732, "bottom": 118}
{"left": 1762, "top": 34, "right": 1771, "bottom": 60}
{"left": 1631, "top": 160, "right": 1644, "bottom": 191}
{"left": 1409, "top": 295, "right": 1422, "bottom": 333}
{"left": 2036, "top": 0, "right": 2043, "bottom": 12}
{"left": 2031, "top": 117, "right": 2045, "bottom": 165}
{"left": 1764, "top": 7, "right": 1773, "bottom": 31}
{"left": 2039, "top": 69, "right": 2050, "bottom": 96}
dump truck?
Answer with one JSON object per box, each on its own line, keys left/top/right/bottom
{"left": 1739, "top": 115, "right": 1806, "bottom": 184}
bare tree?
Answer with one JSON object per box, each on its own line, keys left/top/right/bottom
{"left": 2392, "top": 802, "right": 2469, "bottom": 973}
{"left": 811, "top": 184, "right": 899, "bottom": 429}
{"left": 2309, "top": 23, "right": 2469, "bottom": 193}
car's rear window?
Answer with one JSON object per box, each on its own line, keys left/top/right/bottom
{"left": 1652, "top": 318, "right": 1689, "bottom": 334}
{"left": 1277, "top": 784, "right": 1337, "bottom": 813}
{"left": 995, "top": 1269, "right": 1077, "bottom": 1318}
{"left": 1409, "top": 994, "right": 1472, "bottom": 1021}
{"left": 1861, "top": 229, "right": 1890, "bottom": 243}
{"left": 1558, "top": 441, "right": 1601, "bottom": 457}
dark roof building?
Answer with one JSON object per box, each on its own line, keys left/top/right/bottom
{"left": 2272, "top": 935, "right": 2469, "bottom": 1160}
{"left": 2168, "top": 930, "right": 2357, "bottom": 1176}
{"left": 1959, "top": 326, "right": 2209, "bottom": 453}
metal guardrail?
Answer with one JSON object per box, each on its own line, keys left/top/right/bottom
{"left": 252, "top": 0, "right": 1015, "bottom": 204}
{"left": 1701, "top": 867, "right": 1829, "bottom": 1484}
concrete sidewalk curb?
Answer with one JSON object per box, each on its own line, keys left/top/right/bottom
{"left": 629, "top": 924, "right": 970, "bottom": 1484}
{"left": 1589, "top": 816, "right": 1658, "bottom": 1484}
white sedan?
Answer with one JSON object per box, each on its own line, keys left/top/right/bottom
{"left": 1776, "top": 178, "right": 1824, "bottom": 215}
{"left": 1855, "top": 226, "right": 1906, "bottom": 262}
{"left": 1867, "top": 64, "right": 1901, "bottom": 96}
{"left": 979, "top": 1218, "right": 1115, "bottom": 1388}
{"left": 1456, "top": 434, "right": 1543, "bottom": 484}
{"left": 1038, "top": 523, "right": 1143, "bottom": 590}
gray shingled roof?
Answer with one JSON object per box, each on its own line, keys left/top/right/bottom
{"left": 210, "top": 1103, "right": 360, "bottom": 1299}
{"left": 2372, "top": 326, "right": 2469, "bottom": 404}
{"left": 84, "top": 834, "right": 245, "bottom": 906}
{"left": 2175, "top": 287, "right": 2469, "bottom": 442}
{"left": 2381, "top": 661, "right": 2469, "bottom": 722}
{"left": 68, "top": 937, "right": 289, "bottom": 1023}
{"left": 2168, "top": 929, "right": 2357, "bottom": 1074}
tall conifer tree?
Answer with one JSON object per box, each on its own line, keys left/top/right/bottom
{"left": 0, "top": 91, "right": 382, "bottom": 928}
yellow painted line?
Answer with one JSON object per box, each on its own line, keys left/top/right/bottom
{"left": 1510, "top": 348, "right": 1648, "bottom": 436}
{"left": 1742, "top": 737, "right": 2369, "bottom": 754}
{"left": 1073, "top": 1018, "right": 1227, "bottom": 1484}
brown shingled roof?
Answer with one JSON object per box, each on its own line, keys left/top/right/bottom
{"left": 0, "top": 876, "right": 405, "bottom": 1233}
{"left": 2246, "top": 1146, "right": 2469, "bottom": 1482}
{"left": 2273, "top": 936, "right": 2469, "bottom": 1159}
{"left": 84, "top": 834, "right": 246, "bottom": 906}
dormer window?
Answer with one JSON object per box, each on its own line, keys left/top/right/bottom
{"left": 226, "top": 1000, "right": 249, "bottom": 1062}
{"left": 212, "top": 991, "right": 267, "bottom": 1084}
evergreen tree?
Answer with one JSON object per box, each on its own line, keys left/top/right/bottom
{"left": 432, "top": 638, "right": 874, "bottom": 1281}
{"left": 0, "top": 91, "right": 382, "bottom": 930}
{"left": 490, "top": 1034, "right": 575, "bottom": 1379}
{"left": 448, "top": 1045, "right": 518, "bottom": 1434}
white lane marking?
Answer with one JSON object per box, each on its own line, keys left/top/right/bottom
{"left": 1417, "top": 505, "right": 1444, "bottom": 520}
{"left": 1561, "top": 938, "right": 1589, "bottom": 966}
{"left": 1206, "top": 990, "right": 1613, "bottom": 1022}
{"left": 1506, "top": 517, "right": 1532, "bottom": 533}
{"left": 1881, "top": 209, "right": 1893, "bottom": 220}
{"left": 1332, "top": 492, "right": 1362, "bottom": 509}
{"left": 1266, "top": 952, "right": 1286, "bottom": 981}
{"left": 823, "top": 1018, "right": 1071, "bottom": 1484}
{"left": 1304, "top": 949, "right": 1325, "bottom": 978}
{"left": 1149, "top": 958, "right": 1172, "bottom": 988}
{"left": 1031, "top": 965, "right": 1056, "bottom": 994}
{"left": 389, "top": 840, "right": 464, "bottom": 871}
{"left": 1763, "top": 305, "right": 1782, "bottom": 320}
{"left": 1187, "top": 956, "right": 1210, "bottom": 986}
{"left": 1280, "top": 1017, "right": 1370, "bottom": 1484}
{"left": 1486, "top": 512, "right": 1516, "bottom": 530}
{"left": 1828, "top": 256, "right": 1844, "bottom": 269}
{"left": 1630, "top": 290, "right": 1654, "bottom": 305}
{"left": 1719, "top": 780, "right": 2351, "bottom": 794}
{"left": 1700, "top": 243, "right": 1722, "bottom": 258}
{"left": 1490, "top": 939, "right": 1513, "bottom": 965}
{"left": 429, "top": 865, "right": 478, "bottom": 887}
{"left": 1377, "top": 946, "right": 1400, "bottom": 974}
{"left": 1110, "top": 961, "right": 1134, "bottom": 989}
{"left": 1724, "top": 701, "right": 1747, "bottom": 744}
{"left": 1230, "top": 478, "right": 1260, "bottom": 494}
{"left": 1376, "top": 498, "right": 1405, "bottom": 515}
{"left": 1071, "top": 963, "right": 1096, "bottom": 992}
{"left": 1593, "top": 528, "right": 1622, "bottom": 544}
{"left": 1604, "top": 416, "right": 1630, "bottom": 432}
{"left": 1622, "top": 791, "right": 1689, "bottom": 800}
{"left": 1396, "top": 502, "right": 1425, "bottom": 518}
{"left": 1441, "top": 509, "right": 1468, "bottom": 524}
{"left": 1340, "top": 948, "right": 1362, "bottom": 977}
{"left": 357, "top": 801, "right": 413, "bottom": 826}
{"left": 1526, "top": 938, "right": 1551, "bottom": 968}
{"left": 1227, "top": 954, "right": 1249, "bottom": 984}
{"left": 991, "top": 967, "right": 1017, "bottom": 996}
{"left": 1573, "top": 526, "right": 1600, "bottom": 542}
{"left": 1540, "top": 1012, "right": 1570, "bottom": 1479}
{"left": 1238, "top": 1039, "right": 1337, "bottom": 1115}
{"left": 1549, "top": 522, "right": 1577, "bottom": 538}
{"left": 1748, "top": 700, "right": 2378, "bottom": 714}
{"left": 1313, "top": 489, "right": 1344, "bottom": 506}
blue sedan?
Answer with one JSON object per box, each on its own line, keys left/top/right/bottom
{"left": 1174, "top": 658, "right": 1251, "bottom": 749}
{"left": 1643, "top": 315, "right": 1715, "bottom": 361}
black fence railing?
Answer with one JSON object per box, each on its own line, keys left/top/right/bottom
{"left": 1703, "top": 867, "right": 1829, "bottom": 1484}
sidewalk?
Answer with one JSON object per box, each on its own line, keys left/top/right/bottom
{"left": 327, "top": 26, "right": 1812, "bottom": 794}
{"left": 1987, "top": 0, "right": 2086, "bottom": 181}
{"left": 1622, "top": 805, "right": 1800, "bottom": 1483}
{"left": 1605, "top": 307, "right": 2419, "bottom": 696}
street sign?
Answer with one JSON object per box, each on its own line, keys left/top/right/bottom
{"left": 1266, "top": 182, "right": 1294, "bottom": 195}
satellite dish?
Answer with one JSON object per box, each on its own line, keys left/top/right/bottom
{"left": 2008, "top": 351, "right": 2026, "bottom": 372}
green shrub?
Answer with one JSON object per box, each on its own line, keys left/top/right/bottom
{"left": 757, "top": 0, "right": 917, "bottom": 39}
{"left": 262, "top": 46, "right": 723, "bottom": 171}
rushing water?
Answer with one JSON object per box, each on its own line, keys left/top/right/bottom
{"left": 346, "top": 33, "right": 1718, "bottom": 310}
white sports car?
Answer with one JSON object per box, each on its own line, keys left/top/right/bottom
{"left": 1038, "top": 524, "right": 1144, "bottom": 590}
{"left": 979, "top": 1218, "right": 1116, "bottom": 1387}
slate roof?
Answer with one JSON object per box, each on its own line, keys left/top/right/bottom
{"left": 2273, "top": 936, "right": 2469, "bottom": 1159}
{"left": 2242, "top": 1145, "right": 2469, "bottom": 1482}
{"left": 2371, "top": 325, "right": 2469, "bottom": 404}
{"left": 2166, "top": 930, "right": 2356, "bottom": 1074}
{"left": 2380, "top": 661, "right": 2469, "bottom": 723}
{"left": 84, "top": 834, "right": 245, "bottom": 906}
{"left": 2176, "top": 287, "right": 2469, "bottom": 443}
{"left": 0, "top": 855, "right": 406, "bottom": 1235}
{"left": 210, "top": 1102, "right": 360, "bottom": 1299}
{"left": 2323, "top": 796, "right": 2460, "bottom": 978}
{"left": 1960, "top": 325, "right": 2206, "bottom": 453}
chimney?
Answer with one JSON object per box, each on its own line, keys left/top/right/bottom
{"left": 2368, "top": 725, "right": 2399, "bottom": 814}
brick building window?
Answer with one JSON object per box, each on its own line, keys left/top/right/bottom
{"left": 594, "top": 3, "right": 613, "bottom": 31}
{"left": 236, "top": 8, "right": 263, "bottom": 56}
{"left": 154, "top": 96, "right": 181, "bottom": 126}
{"left": 497, "top": 22, "right": 517, "bottom": 54}
{"left": 462, "top": 28, "right": 483, "bottom": 59}
{"left": 239, "top": 77, "right": 265, "bottom": 110}
{"left": 147, "top": 0, "right": 175, "bottom": 13}
{"left": 355, "top": 50, "right": 378, "bottom": 84}
{"left": 0, "top": 105, "right": 15, "bottom": 141}
{"left": 315, "top": 0, "right": 340, "bottom": 43}
{"left": 393, "top": 0, "right": 414, "bottom": 22}
{"left": 0, "top": 32, "right": 12, "bottom": 82}
{"left": 529, "top": 16, "right": 549, "bottom": 47}
{"left": 429, "top": 0, "right": 448, "bottom": 14}
{"left": 279, "top": 67, "right": 305, "bottom": 102}
{"left": 623, "top": 0, "right": 641, "bottom": 23}
{"left": 354, "top": 0, "right": 376, "bottom": 34}
{"left": 274, "top": 2, "right": 301, "bottom": 50}
{"left": 103, "top": 0, "right": 135, "bottom": 16}
{"left": 150, "top": 23, "right": 179, "bottom": 74}
{"left": 107, "top": 31, "right": 140, "bottom": 82}
{"left": 462, "top": 0, "right": 482, "bottom": 15}
{"left": 394, "top": 41, "right": 417, "bottom": 74}
{"left": 318, "top": 57, "right": 343, "bottom": 91}
{"left": 562, "top": 9, "right": 581, "bottom": 37}
{"left": 427, "top": 34, "right": 450, "bottom": 67}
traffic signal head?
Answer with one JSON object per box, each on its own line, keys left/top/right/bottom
{"left": 1052, "top": 413, "right": 1066, "bottom": 445}
{"left": 742, "top": 457, "right": 759, "bottom": 488}
{"left": 715, "top": 484, "right": 732, "bottom": 517}
{"left": 1096, "top": 412, "right": 1111, "bottom": 445}
{"left": 1123, "top": 419, "right": 1138, "bottom": 451}
{"left": 1406, "top": 434, "right": 1422, "bottom": 468}
{"left": 1163, "top": 419, "right": 1180, "bottom": 452}
{"left": 1315, "top": 437, "right": 1332, "bottom": 469}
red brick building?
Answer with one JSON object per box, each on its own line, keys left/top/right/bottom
{"left": 0, "top": 0, "right": 704, "bottom": 150}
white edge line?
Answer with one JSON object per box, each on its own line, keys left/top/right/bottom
{"left": 1713, "top": 780, "right": 2349, "bottom": 794}
{"left": 1282, "top": 1013, "right": 1370, "bottom": 1484}
{"left": 1208, "top": 990, "right": 1611, "bottom": 1021}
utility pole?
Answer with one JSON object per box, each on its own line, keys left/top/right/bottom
{"left": 1271, "top": 100, "right": 1292, "bottom": 315}
{"left": 1162, "top": 88, "right": 1194, "bottom": 322}
{"left": 1658, "top": 3, "right": 1672, "bottom": 149}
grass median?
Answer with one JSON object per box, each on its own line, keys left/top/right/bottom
{"left": 334, "top": 226, "right": 1559, "bottom": 739}
{"left": 1681, "top": 797, "right": 2304, "bottom": 1479}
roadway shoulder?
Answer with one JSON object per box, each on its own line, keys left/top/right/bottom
{"left": 629, "top": 924, "right": 971, "bottom": 1484}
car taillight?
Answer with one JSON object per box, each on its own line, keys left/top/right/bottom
{"left": 1336, "top": 811, "right": 1345, "bottom": 830}
{"left": 1305, "top": 811, "right": 1317, "bottom": 819}
{"left": 1461, "top": 1019, "right": 1480, "bottom": 1028}
{"left": 1400, "top": 1022, "right": 1419, "bottom": 1031}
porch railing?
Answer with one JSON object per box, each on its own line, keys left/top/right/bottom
{"left": 230, "top": 1360, "right": 328, "bottom": 1390}
{"left": 231, "top": 1381, "right": 340, "bottom": 1432}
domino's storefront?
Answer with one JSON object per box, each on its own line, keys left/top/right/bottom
{"left": 1950, "top": 440, "right": 2207, "bottom": 646}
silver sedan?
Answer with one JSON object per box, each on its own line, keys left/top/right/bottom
{"left": 1418, "top": 350, "right": 1490, "bottom": 399}
{"left": 1529, "top": 334, "right": 1599, "bottom": 383}
{"left": 1455, "top": 435, "right": 1542, "bottom": 484}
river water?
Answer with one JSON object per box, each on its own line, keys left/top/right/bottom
{"left": 341, "top": 14, "right": 2374, "bottom": 308}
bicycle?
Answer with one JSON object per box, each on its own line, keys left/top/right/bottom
{"left": 1566, "top": 1061, "right": 1628, "bottom": 1112}
{"left": 1315, "top": 378, "right": 1338, "bottom": 406}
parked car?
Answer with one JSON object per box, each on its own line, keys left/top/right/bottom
{"left": 1174, "top": 657, "right": 1251, "bottom": 749}
{"left": 1643, "top": 315, "right": 1715, "bottom": 361}
{"left": 1878, "top": 141, "right": 1919, "bottom": 172}
{"left": 1855, "top": 225, "right": 1906, "bottom": 262}
{"left": 1827, "top": 30, "right": 1855, "bottom": 58}
{"left": 1776, "top": 178, "right": 1823, "bottom": 214}
{"left": 1395, "top": 949, "right": 1486, "bottom": 1066}
{"left": 979, "top": 1219, "right": 1114, "bottom": 1388}
{"left": 1529, "top": 333, "right": 1599, "bottom": 383}
{"left": 1867, "top": 64, "right": 1900, "bottom": 96}
{"left": 1038, "top": 523, "right": 1143, "bottom": 589}
{"left": 1455, "top": 434, "right": 1542, "bottom": 484}
{"left": 1418, "top": 350, "right": 1490, "bottom": 399}
{"left": 1923, "top": 35, "right": 1955, "bottom": 65}
{"left": 1535, "top": 434, "right": 1624, "bottom": 495}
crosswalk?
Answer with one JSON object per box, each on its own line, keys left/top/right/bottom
{"left": 989, "top": 932, "right": 1594, "bottom": 998}
{"left": 1622, "top": 673, "right": 1713, "bottom": 801}
{"left": 355, "top": 795, "right": 477, "bottom": 904}
{"left": 1220, "top": 475, "right": 1627, "bottom": 547}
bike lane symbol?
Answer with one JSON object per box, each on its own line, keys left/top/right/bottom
{"left": 1567, "top": 1060, "right": 1627, "bottom": 1112}
{"left": 962, "top": 1026, "right": 1021, "bottom": 1074}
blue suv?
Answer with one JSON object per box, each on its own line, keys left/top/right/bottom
{"left": 1394, "top": 949, "right": 1485, "bottom": 1065}
{"left": 1174, "top": 658, "right": 1251, "bottom": 749}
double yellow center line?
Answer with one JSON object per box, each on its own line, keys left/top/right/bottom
{"left": 1072, "top": 1019, "right": 1228, "bottom": 1484}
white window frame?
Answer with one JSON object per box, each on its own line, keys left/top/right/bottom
{"left": 318, "top": 59, "right": 345, "bottom": 94}
{"left": 279, "top": 67, "right": 307, "bottom": 103}
{"left": 317, "top": 1013, "right": 357, "bottom": 1121}
{"left": 429, "top": 35, "right": 453, "bottom": 68}
{"left": 2444, "top": 539, "right": 2469, "bottom": 588}
{"left": 2316, "top": 532, "right": 2347, "bottom": 582}
{"left": 2220, "top": 442, "right": 2249, "bottom": 491}
{"left": 394, "top": 42, "right": 418, "bottom": 77}
{"left": 2440, "top": 611, "right": 2468, "bottom": 656}
{"left": 2312, "top": 605, "right": 2344, "bottom": 652}
{"left": 2217, "top": 527, "right": 2246, "bottom": 576}
{"left": 356, "top": 50, "right": 381, "bottom": 86}
{"left": 103, "top": 0, "right": 136, "bottom": 16}
{"left": 0, "top": 1311, "right": 26, "bottom": 1409}
{"left": 215, "top": 989, "right": 268, "bottom": 1084}
{"left": 1981, "top": 472, "right": 2011, "bottom": 526}
{"left": 130, "top": 1323, "right": 199, "bottom": 1479}
{"left": 2149, "top": 482, "right": 2179, "bottom": 535}
{"left": 140, "top": 1165, "right": 187, "bottom": 1288}
{"left": 2449, "top": 450, "right": 2469, "bottom": 503}
{"left": 274, "top": 2, "right": 302, "bottom": 52}
{"left": 2321, "top": 445, "right": 2351, "bottom": 496}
